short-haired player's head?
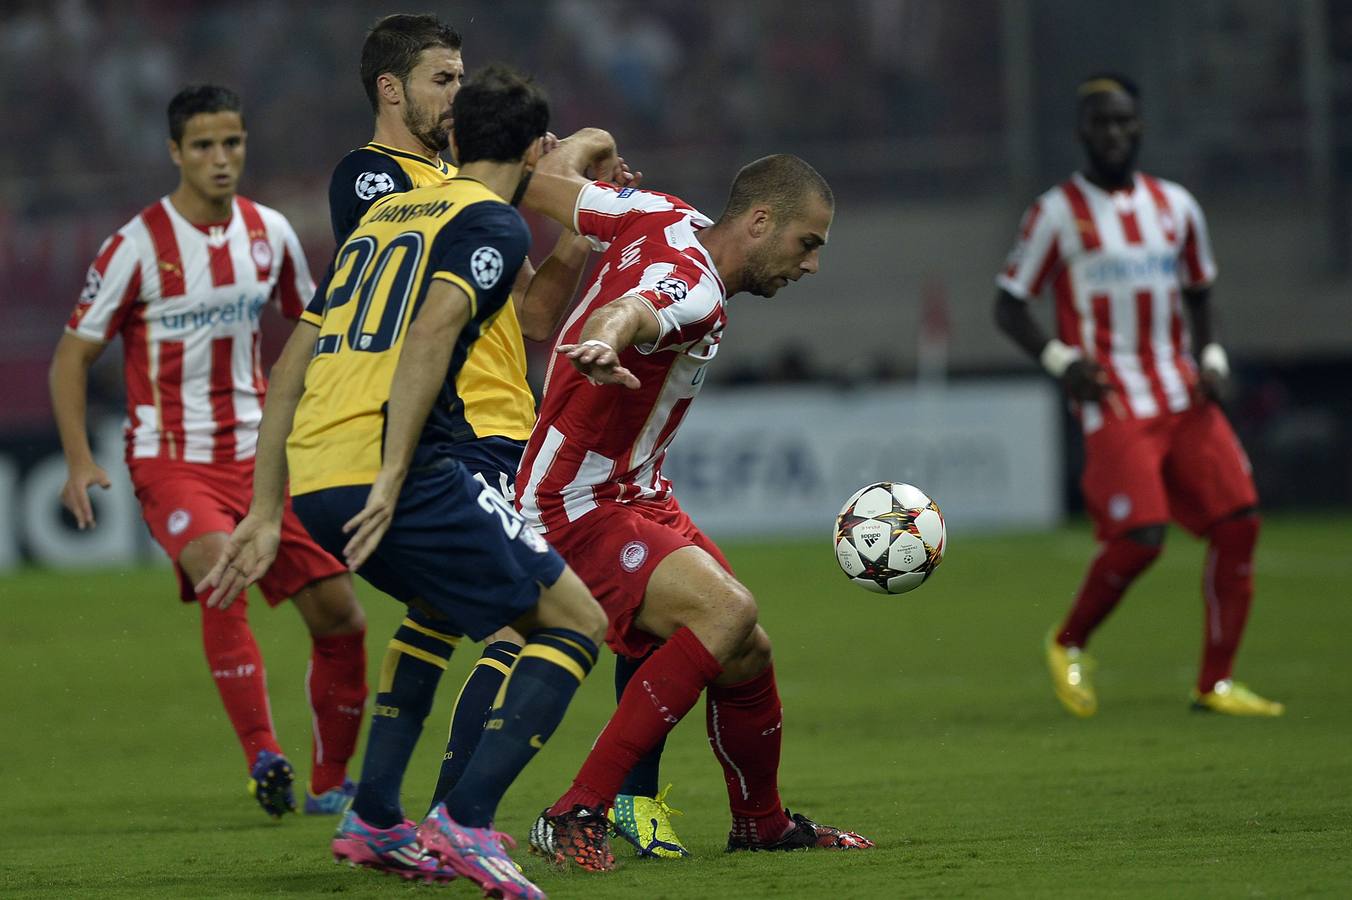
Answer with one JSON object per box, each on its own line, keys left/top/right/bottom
{"left": 718, "top": 154, "right": 834, "bottom": 298}
{"left": 167, "top": 84, "right": 243, "bottom": 143}
{"left": 362, "top": 13, "right": 464, "bottom": 153}
{"left": 1076, "top": 72, "right": 1142, "bottom": 184}
{"left": 451, "top": 65, "right": 550, "bottom": 164}
{"left": 166, "top": 84, "right": 247, "bottom": 205}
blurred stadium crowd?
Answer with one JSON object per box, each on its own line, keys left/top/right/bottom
{"left": 2, "top": 0, "right": 1350, "bottom": 507}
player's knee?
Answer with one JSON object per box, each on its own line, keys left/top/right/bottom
{"left": 541, "top": 568, "right": 608, "bottom": 643}
{"left": 678, "top": 576, "right": 758, "bottom": 640}
{"left": 718, "top": 582, "right": 760, "bottom": 647}
{"left": 294, "top": 576, "right": 366, "bottom": 636}
{"left": 177, "top": 532, "right": 229, "bottom": 585}
{"left": 672, "top": 579, "right": 758, "bottom": 665}
{"left": 574, "top": 595, "right": 609, "bottom": 644}
{"left": 1125, "top": 524, "right": 1166, "bottom": 549}
{"left": 1211, "top": 509, "right": 1260, "bottom": 550}
{"left": 1109, "top": 533, "right": 1163, "bottom": 576}
{"left": 325, "top": 595, "right": 366, "bottom": 635}
{"left": 725, "top": 624, "right": 773, "bottom": 681}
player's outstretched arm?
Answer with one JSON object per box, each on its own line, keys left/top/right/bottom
{"left": 515, "top": 163, "right": 644, "bottom": 341}
{"left": 197, "top": 319, "right": 319, "bottom": 606}
{"left": 49, "top": 333, "right": 111, "bottom": 530}
{"left": 341, "top": 279, "right": 471, "bottom": 571}
{"left": 524, "top": 127, "right": 620, "bottom": 228}
{"left": 556, "top": 295, "right": 661, "bottom": 389}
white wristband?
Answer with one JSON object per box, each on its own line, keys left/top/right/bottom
{"left": 580, "top": 339, "right": 613, "bottom": 352}
{"left": 1039, "top": 339, "right": 1082, "bottom": 378}
{"left": 1199, "top": 343, "right": 1229, "bottom": 379}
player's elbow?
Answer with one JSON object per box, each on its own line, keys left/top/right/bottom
{"left": 518, "top": 310, "right": 556, "bottom": 343}
{"left": 993, "top": 291, "right": 1025, "bottom": 337}
{"left": 49, "top": 336, "right": 96, "bottom": 390}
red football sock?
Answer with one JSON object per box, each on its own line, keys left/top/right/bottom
{"left": 1198, "top": 514, "right": 1260, "bottom": 693}
{"left": 549, "top": 627, "right": 721, "bottom": 814}
{"left": 709, "top": 664, "right": 792, "bottom": 842}
{"left": 1058, "top": 536, "right": 1161, "bottom": 647}
{"left": 198, "top": 591, "right": 280, "bottom": 766}
{"left": 307, "top": 629, "right": 368, "bottom": 793}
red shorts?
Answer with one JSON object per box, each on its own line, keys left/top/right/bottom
{"left": 1081, "top": 403, "right": 1258, "bottom": 541}
{"left": 544, "top": 496, "right": 733, "bottom": 659}
{"left": 129, "top": 457, "right": 346, "bottom": 605}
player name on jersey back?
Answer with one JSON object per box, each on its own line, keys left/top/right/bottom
{"left": 289, "top": 178, "right": 531, "bottom": 496}
{"left": 366, "top": 198, "right": 455, "bottom": 225}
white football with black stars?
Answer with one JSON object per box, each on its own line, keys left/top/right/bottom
{"left": 833, "top": 482, "right": 947, "bottom": 595}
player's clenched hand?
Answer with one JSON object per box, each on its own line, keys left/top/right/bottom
{"left": 196, "top": 513, "right": 282, "bottom": 608}
{"left": 614, "top": 158, "right": 642, "bottom": 189}
{"left": 1063, "top": 360, "right": 1128, "bottom": 419}
{"left": 60, "top": 461, "right": 111, "bottom": 530}
{"left": 1196, "top": 368, "right": 1231, "bottom": 405}
{"left": 341, "top": 473, "right": 400, "bottom": 571}
{"left": 558, "top": 340, "right": 641, "bottom": 389}
{"left": 1062, "top": 359, "right": 1111, "bottom": 402}
{"left": 587, "top": 155, "right": 642, "bottom": 189}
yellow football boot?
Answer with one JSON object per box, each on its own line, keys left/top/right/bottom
{"left": 608, "top": 784, "right": 690, "bottom": 859}
{"left": 1191, "top": 679, "right": 1285, "bottom": 717}
{"left": 1045, "top": 628, "right": 1097, "bottom": 717}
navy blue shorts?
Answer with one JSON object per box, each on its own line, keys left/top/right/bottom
{"left": 439, "top": 436, "right": 525, "bottom": 501}
{"left": 292, "top": 450, "right": 564, "bottom": 641}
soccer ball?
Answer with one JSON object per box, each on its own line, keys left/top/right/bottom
{"left": 833, "top": 482, "right": 947, "bottom": 595}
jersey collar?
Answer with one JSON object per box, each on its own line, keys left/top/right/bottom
{"left": 366, "top": 142, "right": 451, "bottom": 174}
{"left": 162, "top": 195, "right": 239, "bottom": 240}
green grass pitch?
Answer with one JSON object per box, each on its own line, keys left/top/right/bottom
{"left": 3, "top": 516, "right": 1350, "bottom": 898}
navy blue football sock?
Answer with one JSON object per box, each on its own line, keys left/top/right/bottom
{"left": 426, "top": 639, "right": 521, "bottom": 814}
{"left": 443, "top": 628, "right": 598, "bottom": 826}
{"left": 616, "top": 650, "right": 666, "bottom": 797}
{"left": 351, "top": 617, "right": 459, "bottom": 828}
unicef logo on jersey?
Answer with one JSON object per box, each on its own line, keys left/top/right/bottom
{"left": 354, "top": 171, "right": 396, "bottom": 200}
{"left": 470, "top": 246, "right": 505, "bottom": 289}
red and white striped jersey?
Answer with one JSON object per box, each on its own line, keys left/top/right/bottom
{"left": 517, "top": 182, "right": 723, "bottom": 534}
{"left": 998, "top": 171, "right": 1217, "bottom": 433}
{"left": 67, "top": 195, "right": 313, "bottom": 462}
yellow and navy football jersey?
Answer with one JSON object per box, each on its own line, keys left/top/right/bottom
{"left": 289, "top": 178, "right": 531, "bottom": 495}
{"left": 326, "top": 142, "right": 536, "bottom": 445}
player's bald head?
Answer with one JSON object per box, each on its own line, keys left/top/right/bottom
{"left": 361, "top": 13, "right": 463, "bottom": 113}
{"left": 719, "top": 154, "right": 833, "bottom": 227}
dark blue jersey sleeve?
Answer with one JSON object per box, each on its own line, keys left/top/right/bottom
{"left": 328, "top": 149, "right": 412, "bottom": 243}
{"left": 424, "top": 200, "right": 532, "bottom": 328}
{"left": 302, "top": 255, "right": 334, "bottom": 322}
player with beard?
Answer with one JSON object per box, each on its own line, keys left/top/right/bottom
{"left": 324, "top": 15, "right": 689, "bottom": 847}
{"left": 516, "top": 155, "right": 875, "bottom": 869}
{"left": 202, "top": 72, "right": 625, "bottom": 894}
{"left": 994, "top": 73, "right": 1282, "bottom": 717}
